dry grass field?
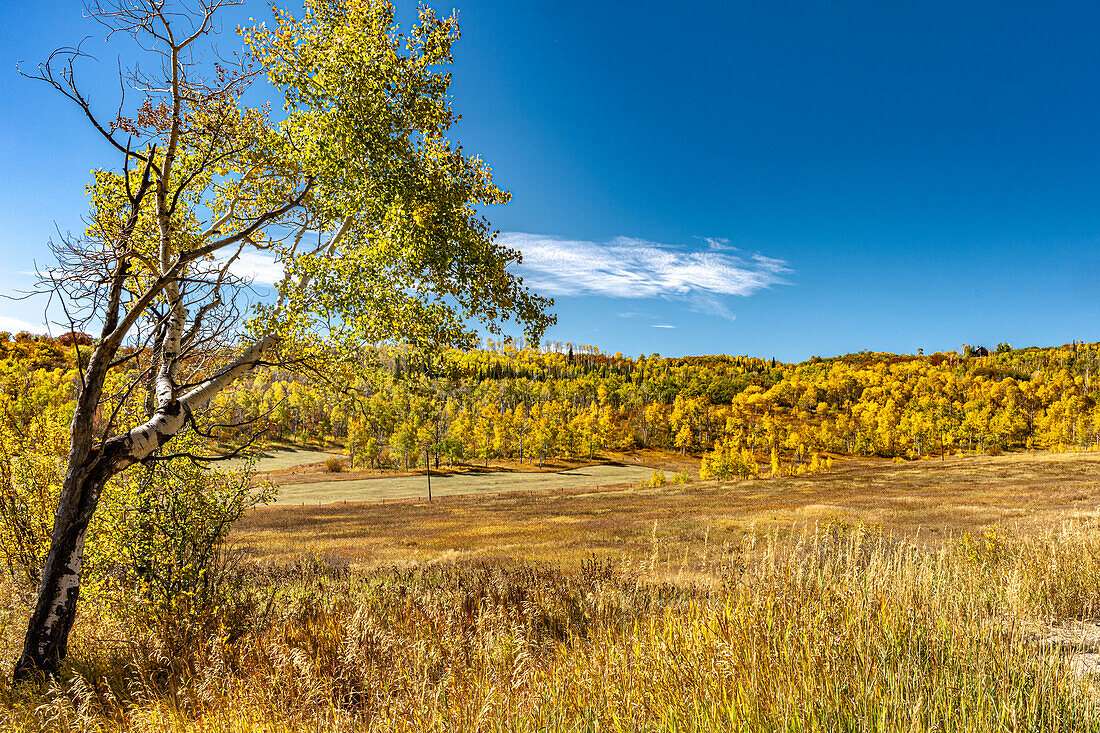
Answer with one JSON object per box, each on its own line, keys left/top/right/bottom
{"left": 7, "top": 450, "right": 1100, "bottom": 731}
{"left": 235, "top": 450, "right": 1100, "bottom": 570}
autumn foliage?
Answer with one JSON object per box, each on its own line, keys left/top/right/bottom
{"left": 8, "top": 336, "right": 1100, "bottom": 478}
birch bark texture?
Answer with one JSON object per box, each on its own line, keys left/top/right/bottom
{"left": 12, "top": 0, "right": 552, "bottom": 681}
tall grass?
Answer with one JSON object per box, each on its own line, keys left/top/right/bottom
{"left": 3, "top": 519, "right": 1100, "bottom": 731}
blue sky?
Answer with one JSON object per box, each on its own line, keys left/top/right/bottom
{"left": 2, "top": 0, "right": 1100, "bottom": 361}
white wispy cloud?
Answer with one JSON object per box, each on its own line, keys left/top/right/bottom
{"left": 217, "top": 250, "right": 284, "bottom": 286}
{"left": 504, "top": 233, "right": 789, "bottom": 308}
{"left": 702, "top": 236, "right": 736, "bottom": 251}
{"left": 0, "top": 314, "right": 46, "bottom": 333}
{"left": 207, "top": 233, "right": 789, "bottom": 323}
{"left": 684, "top": 292, "right": 737, "bottom": 321}
{"left": 651, "top": 324, "right": 677, "bottom": 329}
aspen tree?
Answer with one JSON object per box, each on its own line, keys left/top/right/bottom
{"left": 13, "top": 0, "right": 551, "bottom": 679}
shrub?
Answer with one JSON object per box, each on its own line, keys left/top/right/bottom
{"left": 326, "top": 455, "right": 345, "bottom": 473}
{"left": 57, "top": 331, "right": 94, "bottom": 347}
{"left": 93, "top": 436, "right": 276, "bottom": 655}
{"left": 670, "top": 471, "right": 692, "bottom": 484}
{"left": 1, "top": 416, "right": 275, "bottom": 656}
{"left": 642, "top": 469, "right": 665, "bottom": 488}
{"left": 0, "top": 402, "right": 70, "bottom": 588}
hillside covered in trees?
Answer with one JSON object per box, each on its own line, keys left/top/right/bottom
{"left": 5, "top": 331, "right": 1100, "bottom": 481}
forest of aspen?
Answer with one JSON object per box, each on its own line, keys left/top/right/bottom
{"left": 7, "top": 331, "right": 1100, "bottom": 499}
{"left": 5, "top": 333, "right": 1092, "bottom": 476}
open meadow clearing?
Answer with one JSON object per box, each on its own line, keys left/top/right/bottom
{"left": 269, "top": 463, "right": 656, "bottom": 505}
{"left": 236, "top": 450, "right": 1100, "bottom": 568}
{"left": 228, "top": 446, "right": 344, "bottom": 473}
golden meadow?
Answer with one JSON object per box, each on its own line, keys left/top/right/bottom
{"left": 5, "top": 515, "right": 1100, "bottom": 731}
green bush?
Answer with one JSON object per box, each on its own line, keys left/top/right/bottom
{"left": 94, "top": 436, "right": 275, "bottom": 654}
{"left": 0, "top": 402, "right": 70, "bottom": 588}
{"left": 1, "top": 415, "right": 275, "bottom": 656}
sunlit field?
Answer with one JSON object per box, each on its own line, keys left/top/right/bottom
{"left": 5, "top": 451, "right": 1100, "bottom": 731}
{"left": 270, "top": 463, "right": 655, "bottom": 506}
{"left": 236, "top": 450, "right": 1100, "bottom": 568}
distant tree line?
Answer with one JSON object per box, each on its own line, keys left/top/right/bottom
{"left": 6, "top": 333, "right": 1100, "bottom": 480}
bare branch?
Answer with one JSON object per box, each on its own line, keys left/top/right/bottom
{"left": 19, "top": 44, "right": 154, "bottom": 167}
